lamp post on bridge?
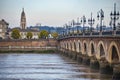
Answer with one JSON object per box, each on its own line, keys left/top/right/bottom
{"left": 76, "top": 17, "right": 81, "bottom": 34}
{"left": 68, "top": 21, "right": 72, "bottom": 35}
{"left": 110, "top": 3, "right": 120, "bottom": 35}
{"left": 88, "top": 13, "right": 95, "bottom": 35}
{"left": 64, "top": 23, "right": 68, "bottom": 35}
{"left": 62, "top": 26, "right": 65, "bottom": 36}
{"left": 97, "top": 9, "right": 104, "bottom": 35}
{"left": 81, "top": 15, "right": 86, "bottom": 35}
{"left": 71, "top": 20, "right": 75, "bottom": 35}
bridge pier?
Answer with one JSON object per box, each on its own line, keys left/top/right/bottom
{"left": 90, "top": 58, "right": 99, "bottom": 70}
{"left": 67, "top": 51, "right": 77, "bottom": 60}
{"left": 65, "top": 51, "right": 69, "bottom": 57}
{"left": 62, "top": 50, "right": 66, "bottom": 56}
{"left": 99, "top": 61, "right": 113, "bottom": 75}
{"left": 112, "top": 64, "right": 120, "bottom": 79}
{"left": 60, "top": 50, "right": 64, "bottom": 56}
{"left": 68, "top": 51, "right": 73, "bottom": 59}
{"left": 77, "top": 53, "right": 83, "bottom": 63}
{"left": 60, "top": 49, "right": 69, "bottom": 57}
{"left": 82, "top": 55, "right": 90, "bottom": 66}
{"left": 72, "top": 52, "right": 77, "bottom": 60}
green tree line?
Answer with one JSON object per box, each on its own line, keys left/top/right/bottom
{"left": 11, "top": 29, "right": 58, "bottom": 39}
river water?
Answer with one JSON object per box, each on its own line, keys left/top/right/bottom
{"left": 0, "top": 53, "right": 112, "bottom": 80}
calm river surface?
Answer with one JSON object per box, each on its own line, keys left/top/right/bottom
{"left": 0, "top": 53, "right": 112, "bottom": 80}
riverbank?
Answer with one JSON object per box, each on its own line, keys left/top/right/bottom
{"left": 0, "top": 39, "right": 58, "bottom": 53}
{"left": 0, "top": 49, "right": 56, "bottom": 54}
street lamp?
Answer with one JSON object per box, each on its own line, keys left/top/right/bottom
{"left": 88, "top": 13, "right": 95, "bottom": 34}
{"left": 97, "top": 9, "right": 104, "bottom": 33}
{"left": 68, "top": 21, "right": 71, "bottom": 35}
{"left": 62, "top": 26, "right": 65, "bottom": 36}
{"left": 76, "top": 17, "right": 81, "bottom": 33}
{"left": 64, "top": 23, "right": 68, "bottom": 35}
{"left": 81, "top": 15, "right": 86, "bottom": 34}
{"left": 71, "top": 20, "right": 75, "bottom": 34}
{"left": 110, "top": 3, "right": 120, "bottom": 32}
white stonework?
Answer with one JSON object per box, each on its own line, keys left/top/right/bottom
{"left": 0, "top": 19, "right": 9, "bottom": 39}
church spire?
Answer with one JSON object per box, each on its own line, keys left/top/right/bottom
{"left": 22, "top": 8, "right": 24, "bottom": 12}
{"left": 22, "top": 8, "right": 24, "bottom": 11}
{"left": 20, "top": 8, "right": 26, "bottom": 29}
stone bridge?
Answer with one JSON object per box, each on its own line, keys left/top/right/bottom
{"left": 58, "top": 31, "right": 120, "bottom": 78}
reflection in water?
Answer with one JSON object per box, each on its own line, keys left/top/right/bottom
{"left": 0, "top": 53, "right": 112, "bottom": 80}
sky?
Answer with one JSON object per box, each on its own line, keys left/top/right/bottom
{"left": 0, "top": 0, "right": 120, "bottom": 28}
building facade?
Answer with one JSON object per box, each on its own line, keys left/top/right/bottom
{"left": 9, "top": 28, "right": 39, "bottom": 39}
{"left": 0, "top": 19, "right": 9, "bottom": 39}
{"left": 19, "top": 29, "right": 39, "bottom": 39}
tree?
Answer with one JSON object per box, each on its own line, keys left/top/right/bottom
{"left": 51, "top": 32, "right": 58, "bottom": 39}
{"left": 38, "top": 30, "right": 49, "bottom": 39}
{"left": 26, "top": 32, "right": 33, "bottom": 39}
{"left": 11, "top": 29, "right": 20, "bottom": 39}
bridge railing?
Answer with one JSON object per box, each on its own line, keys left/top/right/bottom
{"left": 102, "top": 31, "right": 112, "bottom": 35}
{"left": 92, "top": 32, "right": 99, "bottom": 35}
{"left": 116, "top": 31, "right": 120, "bottom": 35}
{"left": 58, "top": 30, "right": 120, "bottom": 40}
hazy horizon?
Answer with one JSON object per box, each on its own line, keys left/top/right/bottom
{"left": 0, "top": 0, "right": 120, "bottom": 28}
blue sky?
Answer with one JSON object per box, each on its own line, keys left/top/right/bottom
{"left": 0, "top": 0, "right": 120, "bottom": 28}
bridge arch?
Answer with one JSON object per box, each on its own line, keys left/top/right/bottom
{"left": 71, "top": 41, "right": 74, "bottom": 51}
{"left": 89, "top": 41, "right": 96, "bottom": 56}
{"left": 68, "top": 41, "right": 70, "bottom": 50}
{"left": 64, "top": 41, "right": 66, "bottom": 49}
{"left": 75, "top": 41, "right": 79, "bottom": 52}
{"left": 61, "top": 42, "right": 64, "bottom": 49}
{"left": 78, "top": 40, "right": 82, "bottom": 53}
{"left": 59, "top": 42, "right": 62, "bottom": 50}
{"left": 69, "top": 40, "right": 72, "bottom": 51}
{"left": 64, "top": 41, "right": 67, "bottom": 49}
{"left": 73, "top": 40, "right": 77, "bottom": 51}
{"left": 83, "top": 40, "right": 88, "bottom": 55}
{"left": 66, "top": 41, "right": 69, "bottom": 49}
{"left": 97, "top": 41, "right": 106, "bottom": 60}
{"left": 108, "top": 41, "right": 120, "bottom": 63}
{"left": 63, "top": 41, "right": 66, "bottom": 49}
{"left": 61, "top": 42, "right": 65, "bottom": 51}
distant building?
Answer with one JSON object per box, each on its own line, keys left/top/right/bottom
{"left": 29, "top": 26, "right": 64, "bottom": 34}
{"left": 9, "top": 8, "right": 39, "bottom": 39}
{"left": 20, "top": 8, "right": 26, "bottom": 29}
{"left": 7, "top": 8, "right": 65, "bottom": 39}
{"left": 9, "top": 28, "right": 39, "bottom": 39}
{"left": 19, "top": 8, "right": 39, "bottom": 39}
{"left": 0, "top": 19, "right": 9, "bottom": 39}
{"left": 28, "top": 26, "right": 39, "bottom": 31}
{"left": 19, "top": 29, "right": 39, "bottom": 39}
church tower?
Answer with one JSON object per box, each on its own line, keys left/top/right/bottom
{"left": 20, "top": 8, "right": 26, "bottom": 29}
